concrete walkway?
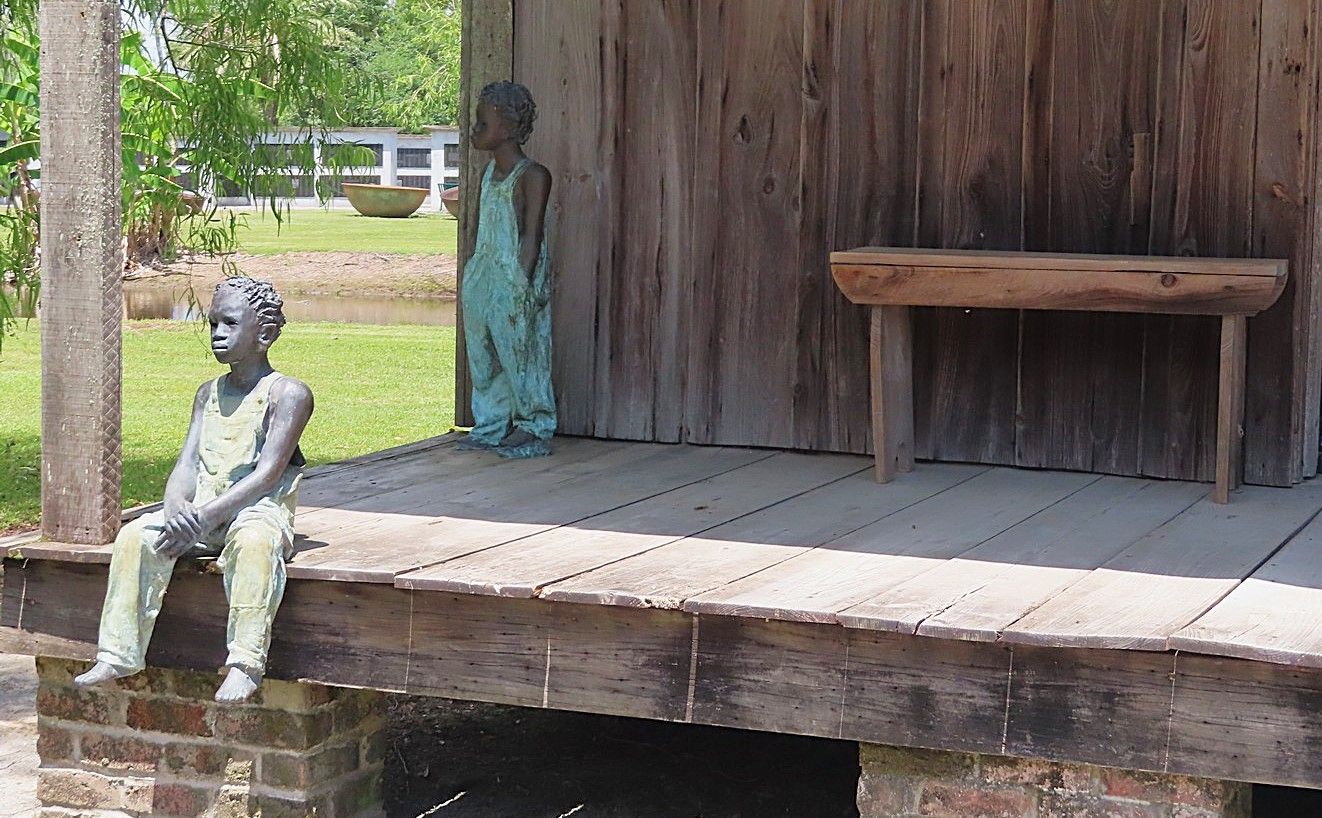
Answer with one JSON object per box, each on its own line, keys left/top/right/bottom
{"left": 0, "top": 654, "right": 38, "bottom": 817}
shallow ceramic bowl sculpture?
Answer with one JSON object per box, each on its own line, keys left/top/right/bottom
{"left": 342, "top": 183, "right": 429, "bottom": 218}
{"left": 441, "top": 186, "right": 461, "bottom": 218}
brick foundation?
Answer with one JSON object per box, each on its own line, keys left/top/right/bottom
{"left": 34, "top": 657, "right": 385, "bottom": 818}
{"left": 857, "top": 744, "right": 1251, "bottom": 818}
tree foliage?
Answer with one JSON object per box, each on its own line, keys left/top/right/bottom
{"left": 0, "top": 0, "right": 372, "bottom": 349}
{"left": 327, "top": 0, "right": 462, "bottom": 130}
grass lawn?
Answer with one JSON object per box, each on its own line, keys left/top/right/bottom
{"left": 0, "top": 320, "right": 456, "bottom": 534}
{"left": 221, "top": 208, "right": 459, "bottom": 255}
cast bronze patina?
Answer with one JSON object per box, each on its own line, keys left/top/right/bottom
{"left": 74, "top": 277, "right": 314, "bottom": 703}
{"left": 459, "top": 80, "right": 557, "bottom": 458}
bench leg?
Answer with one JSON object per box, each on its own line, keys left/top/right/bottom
{"left": 870, "top": 305, "right": 915, "bottom": 483}
{"left": 1214, "top": 315, "right": 1247, "bottom": 503}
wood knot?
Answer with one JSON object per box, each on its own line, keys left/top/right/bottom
{"left": 733, "top": 115, "right": 752, "bottom": 145}
{"left": 1160, "top": 273, "right": 1177, "bottom": 288}
{"left": 763, "top": 176, "right": 776, "bottom": 195}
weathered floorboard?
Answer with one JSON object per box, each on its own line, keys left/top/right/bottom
{"left": 540, "top": 464, "right": 983, "bottom": 609}
{"left": 1002, "top": 483, "right": 1322, "bottom": 649}
{"left": 394, "top": 452, "right": 863, "bottom": 597}
{"left": 838, "top": 477, "right": 1208, "bottom": 639}
{"left": 683, "top": 467, "right": 1096, "bottom": 622}
{"left": 1170, "top": 511, "right": 1322, "bottom": 666}
{"left": 289, "top": 443, "right": 767, "bottom": 582}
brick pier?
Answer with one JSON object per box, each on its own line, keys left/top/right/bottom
{"left": 33, "top": 657, "right": 385, "bottom": 818}
{"left": 856, "top": 744, "right": 1251, "bottom": 818}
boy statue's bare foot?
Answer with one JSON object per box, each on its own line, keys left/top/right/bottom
{"left": 74, "top": 661, "right": 130, "bottom": 688}
{"left": 498, "top": 428, "right": 538, "bottom": 449}
{"left": 214, "top": 666, "right": 260, "bottom": 703}
{"left": 455, "top": 433, "right": 499, "bottom": 451}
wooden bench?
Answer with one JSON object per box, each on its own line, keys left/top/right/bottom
{"left": 829, "top": 248, "right": 1288, "bottom": 503}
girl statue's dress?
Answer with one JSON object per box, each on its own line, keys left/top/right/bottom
{"left": 462, "top": 157, "right": 557, "bottom": 456}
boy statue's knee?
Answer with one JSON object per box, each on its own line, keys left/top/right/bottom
{"left": 228, "top": 525, "right": 282, "bottom": 559}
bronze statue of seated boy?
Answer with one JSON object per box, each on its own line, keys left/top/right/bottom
{"left": 75, "top": 277, "right": 313, "bottom": 703}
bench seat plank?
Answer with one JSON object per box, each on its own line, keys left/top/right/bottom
{"left": 830, "top": 247, "right": 1287, "bottom": 277}
{"left": 831, "top": 264, "right": 1285, "bottom": 315}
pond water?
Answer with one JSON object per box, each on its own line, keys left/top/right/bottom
{"left": 6, "top": 285, "right": 457, "bottom": 327}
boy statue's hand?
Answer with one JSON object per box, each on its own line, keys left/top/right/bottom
{"left": 154, "top": 501, "right": 208, "bottom": 557}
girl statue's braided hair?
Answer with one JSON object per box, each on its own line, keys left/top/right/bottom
{"left": 215, "top": 276, "right": 287, "bottom": 330}
{"left": 479, "top": 81, "right": 537, "bottom": 145}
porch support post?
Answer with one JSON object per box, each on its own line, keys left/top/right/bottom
{"left": 38, "top": 0, "right": 123, "bottom": 544}
{"left": 455, "top": 0, "right": 513, "bottom": 427}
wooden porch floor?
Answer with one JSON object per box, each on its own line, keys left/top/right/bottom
{"left": 14, "top": 434, "right": 1322, "bottom": 668}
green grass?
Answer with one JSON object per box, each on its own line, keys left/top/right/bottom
{"left": 0, "top": 320, "right": 456, "bottom": 534}
{"left": 224, "top": 208, "right": 458, "bottom": 255}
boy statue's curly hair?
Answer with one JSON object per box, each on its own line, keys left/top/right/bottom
{"left": 216, "top": 276, "right": 287, "bottom": 331}
{"left": 479, "top": 81, "right": 538, "bottom": 145}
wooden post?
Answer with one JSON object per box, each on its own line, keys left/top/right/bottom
{"left": 869, "top": 306, "right": 914, "bottom": 482}
{"left": 1215, "top": 315, "right": 1248, "bottom": 503}
{"left": 455, "top": 0, "right": 513, "bottom": 427}
{"left": 38, "top": 0, "right": 123, "bottom": 543}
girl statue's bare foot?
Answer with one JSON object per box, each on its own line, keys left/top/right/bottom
{"left": 73, "top": 661, "right": 130, "bottom": 688}
{"left": 215, "top": 666, "right": 260, "bottom": 703}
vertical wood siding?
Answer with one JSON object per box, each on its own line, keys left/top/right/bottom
{"left": 494, "top": 0, "right": 1321, "bottom": 486}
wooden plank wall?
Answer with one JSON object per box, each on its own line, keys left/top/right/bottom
{"left": 493, "top": 0, "right": 1322, "bottom": 486}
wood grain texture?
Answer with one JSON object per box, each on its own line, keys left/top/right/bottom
{"left": 488, "top": 1, "right": 1322, "bottom": 486}
{"left": 17, "top": 555, "right": 1322, "bottom": 788}
{"left": 685, "top": 0, "right": 808, "bottom": 447}
{"left": 869, "top": 306, "right": 914, "bottom": 481}
{"left": 1017, "top": 0, "right": 1160, "bottom": 474}
{"left": 1002, "top": 482, "right": 1322, "bottom": 649}
{"left": 593, "top": 0, "right": 696, "bottom": 442}
{"left": 1304, "top": 0, "right": 1322, "bottom": 479}
{"left": 831, "top": 248, "right": 1286, "bottom": 276}
{"left": 683, "top": 467, "right": 1095, "bottom": 622}
{"left": 455, "top": 0, "right": 512, "bottom": 427}
{"left": 829, "top": 0, "right": 922, "bottom": 455}
{"left": 1166, "top": 652, "right": 1322, "bottom": 786}
{"left": 1214, "top": 315, "right": 1247, "bottom": 502}
{"left": 1143, "top": 0, "right": 1260, "bottom": 483}
{"left": 911, "top": 0, "right": 1026, "bottom": 466}
{"left": 39, "top": 0, "right": 123, "bottom": 544}
{"left": 839, "top": 477, "right": 1208, "bottom": 639}
{"left": 1246, "top": 0, "right": 1317, "bottom": 485}
{"left": 539, "top": 463, "right": 983, "bottom": 609}
{"left": 514, "top": 0, "right": 617, "bottom": 436}
{"left": 832, "top": 264, "right": 1284, "bottom": 315}
{"left": 1004, "top": 645, "right": 1174, "bottom": 772}
{"left": 393, "top": 451, "right": 861, "bottom": 598}
{"left": 1170, "top": 511, "right": 1322, "bottom": 666}
{"left": 295, "top": 443, "right": 765, "bottom": 583}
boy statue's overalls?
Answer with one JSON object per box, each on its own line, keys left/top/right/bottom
{"left": 76, "top": 277, "right": 313, "bottom": 703}
{"left": 460, "top": 80, "right": 557, "bottom": 458}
